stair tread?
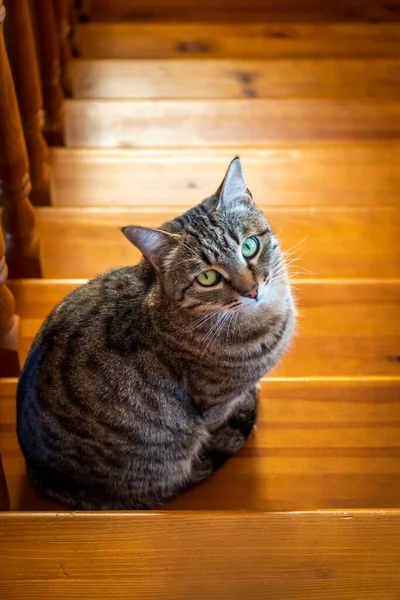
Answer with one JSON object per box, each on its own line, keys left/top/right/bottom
{"left": 72, "top": 58, "right": 400, "bottom": 100}
{"left": 7, "top": 278, "right": 400, "bottom": 378}
{"left": 28, "top": 205, "right": 400, "bottom": 279}
{"left": 65, "top": 98, "right": 400, "bottom": 148}
{"left": 50, "top": 144, "right": 400, "bottom": 207}
{"left": 75, "top": 22, "right": 400, "bottom": 60}
{"left": 2, "top": 376, "right": 400, "bottom": 511}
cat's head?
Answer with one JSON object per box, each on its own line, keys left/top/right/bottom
{"left": 122, "top": 158, "right": 289, "bottom": 314}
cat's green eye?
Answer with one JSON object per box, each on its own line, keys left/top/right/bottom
{"left": 196, "top": 269, "right": 221, "bottom": 287}
{"left": 242, "top": 236, "right": 260, "bottom": 259}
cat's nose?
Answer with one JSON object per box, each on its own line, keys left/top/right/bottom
{"left": 242, "top": 284, "right": 259, "bottom": 300}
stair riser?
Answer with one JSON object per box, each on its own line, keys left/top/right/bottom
{"left": 7, "top": 279, "right": 400, "bottom": 378}
{"left": 75, "top": 23, "right": 400, "bottom": 60}
{"left": 72, "top": 59, "right": 400, "bottom": 100}
{"left": 50, "top": 145, "right": 400, "bottom": 207}
{"left": 65, "top": 100, "right": 400, "bottom": 148}
{"left": 24, "top": 206, "right": 400, "bottom": 279}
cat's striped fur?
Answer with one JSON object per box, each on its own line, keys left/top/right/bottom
{"left": 17, "top": 158, "right": 295, "bottom": 509}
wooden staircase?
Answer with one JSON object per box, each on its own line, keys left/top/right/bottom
{"left": 1, "top": 0, "right": 400, "bottom": 597}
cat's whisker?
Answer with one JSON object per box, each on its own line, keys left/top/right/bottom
{"left": 273, "top": 269, "right": 307, "bottom": 281}
{"left": 223, "top": 311, "right": 235, "bottom": 341}
{"left": 270, "top": 264, "right": 288, "bottom": 277}
{"left": 271, "top": 241, "right": 308, "bottom": 276}
{"left": 280, "top": 236, "right": 308, "bottom": 260}
{"left": 284, "top": 251, "right": 307, "bottom": 266}
{"left": 215, "top": 311, "right": 233, "bottom": 345}
{"left": 272, "top": 252, "right": 307, "bottom": 276}
{"left": 201, "top": 310, "right": 232, "bottom": 355}
{"left": 287, "top": 264, "right": 319, "bottom": 275}
{"left": 271, "top": 252, "right": 318, "bottom": 279}
{"left": 233, "top": 311, "right": 239, "bottom": 341}
{"left": 270, "top": 264, "right": 290, "bottom": 279}
{"left": 198, "top": 309, "right": 225, "bottom": 341}
{"left": 228, "top": 311, "right": 238, "bottom": 343}
{"left": 222, "top": 311, "right": 234, "bottom": 346}
{"left": 199, "top": 318, "right": 223, "bottom": 355}
{"left": 182, "top": 306, "right": 224, "bottom": 334}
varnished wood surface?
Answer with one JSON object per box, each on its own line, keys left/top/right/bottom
{"left": 29, "top": 0, "right": 65, "bottom": 145}
{"left": 6, "top": 279, "right": 400, "bottom": 378}
{"left": 1, "top": 511, "right": 400, "bottom": 599}
{"left": 4, "top": 0, "right": 51, "bottom": 206}
{"left": 49, "top": 144, "right": 400, "bottom": 207}
{"left": 0, "top": 223, "right": 19, "bottom": 376}
{"left": 2, "top": 377, "right": 400, "bottom": 512}
{"left": 65, "top": 99, "right": 400, "bottom": 148}
{"left": 74, "top": 22, "right": 400, "bottom": 60}
{"left": 52, "top": 0, "right": 73, "bottom": 97}
{"left": 0, "top": 454, "right": 9, "bottom": 510}
{"left": 88, "top": 0, "right": 400, "bottom": 22}
{"left": 0, "top": 11, "right": 399, "bottom": 595}
{"left": 22, "top": 206, "right": 400, "bottom": 279}
{"left": 0, "top": 1, "right": 42, "bottom": 278}
{"left": 72, "top": 58, "right": 400, "bottom": 100}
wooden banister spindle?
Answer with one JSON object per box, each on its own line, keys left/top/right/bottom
{"left": 0, "top": 222, "right": 20, "bottom": 378}
{"left": 52, "top": 0, "right": 73, "bottom": 97}
{"left": 68, "top": 0, "right": 79, "bottom": 40}
{"left": 4, "top": 0, "right": 52, "bottom": 206}
{"left": 0, "top": 454, "right": 10, "bottom": 510}
{"left": 0, "top": 1, "right": 42, "bottom": 279}
{"left": 29, "top": 0, "right": 65, "bottom": 145}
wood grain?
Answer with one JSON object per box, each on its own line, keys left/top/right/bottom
{"left": 52, "top": 0, "right": 73, "bottom": 97}
{"left": 0, "top": 223, "right": 19, "bottom": 377}
{"left": 29, "top": 0, "right": 65, "bottom": 145}
{"left": 0, "top": 511, "right": 400, "bottom": 599}
{"left": 88, "top": 0, "right": 400, "bottom": 22}
{"left": 4, "top": 0, "right": 51, "bottom": 206}
{"left": 74, "top": 22, "right": 400, "bottom": 60}
{"left": 2, "top": 377, "right": 400, "bottom": 512}
{"left": 72, "top": 58, "right": 400, "bottom": 100}
{"left": 0, "top": 454, "right": 9, "bottom": 510}
{"left": 1, "top": 510, "right": 400, "bottom": 598}
{"left": 6, "top": 279, "right": 400, "bottom": 378}
{"left": 49, "top": 144, "right": 400, "bottom": 207}
{"left": 65, "top": 99, "right": 400, "bottom": 148}
{"left": 0, "top": 1, "right": 42, "bottom": 278}
{"left": 22, "top": 206, "right": 400, "bottom": 279}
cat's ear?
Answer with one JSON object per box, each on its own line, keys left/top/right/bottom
{"left": 217, "top": 157, "right": 253, "bottom": 212}
{"left": 121, "top": 226, "right": 179, "bottom": 270}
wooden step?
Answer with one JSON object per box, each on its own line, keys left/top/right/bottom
{"left": 65, "top": 99, "right": 400, "bottom": 148}
{"left": 49, "top": 145, "right": 400, "bottom": 208}
{"left": 29, "top": 206, "right": 400, "bottom": 279}
{"left": 74, "top": 22, "right": 400, "bottom": 60}
{"left": 1, "top": 510, "right": 400, "bottom": 600}
{"left": 7, "top": 279, "right": 400, "bottom": 378}
{"left": 2, "top": 376, "right": 400, "bottom": 511}
{"left": 87, "top": 0, "right": 400, "bottom": 23}
{"left": 72, "top": 58, "right": 400, "bottom": 100}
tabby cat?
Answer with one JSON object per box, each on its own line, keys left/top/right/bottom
{"left": 17, "top": 158, "right": 295, "bottom": 509}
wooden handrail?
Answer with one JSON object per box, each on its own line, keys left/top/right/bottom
{"left": 0, "top": 221, "right": 19, "bottom": 378}
{"left": 52, "top": 0, "right": 73, "bottom": 97}
{"left": 0, "top": 1, "right": 42, "bottom": 278}
{"left": 29, "top": 0, "right": 65, "bottom": 145}
{"left": 4, "top": 0, "right": 52, "bottom": 206}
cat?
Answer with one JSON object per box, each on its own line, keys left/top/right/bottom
{"left": 17, "top": 157, "right": 296, "bottom": 509}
